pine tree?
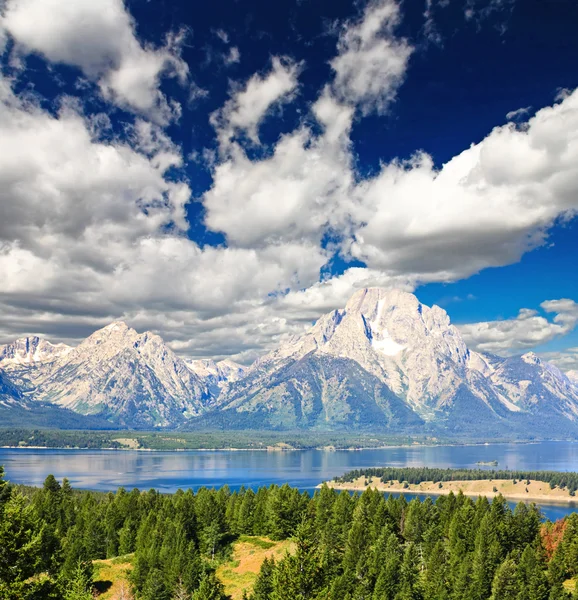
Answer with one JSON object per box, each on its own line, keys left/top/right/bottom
{"left": 517, "top": 545, "right": 549, "bottom": 600}
{"left": 423, "top": 540, "right": 449, "bottom": 600}
{"left": 141, "top": 567, "right": 170, "bottom": 600}
{"left": 489, "top": 558, "right": 518, "bottom": 600}
{"left": 64, "top": 560, "right": 94, "bottom": 600}
{"left": 0, "top": 464, "right": 11, "bottom": 509}
{"left": 372, "top": 532, "right": 402, "bottom": 600}
{"left": 252, "top": 557, "right": 275, "bottom": 600}
{"left": 469, "top": 513, "right": 503, "bottom": 600}
{"left": 191, "top": 572, "right": 229, "bottom": 600}
{"left": 0, "top": 492, "right": 49, "bottom": 599}
{"left": 395, "top": 542, "right": 423, "bottom": 600}
{"left": 271, "top": 517, "right": 322, "bottom": 600}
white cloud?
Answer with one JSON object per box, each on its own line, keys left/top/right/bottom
{"left": 458, "top": 299, "right": 578, "bottom": 355}
{"left": 465, "top": 0, "right": 516, "bottom": 32}
{"left": 350, "top": 89, "right": 578, "bottom": 282}
{"left": 1, "top": 0, "right": 188, "bottom": 124}
{"left": 215, "top": 29, "right": 229, "bottom": 44}
{"left": 330, "top": 0, "right": 413, "bottom": 114}
{"left": 211, "top": 57, "right": 300, "bottom": 146}
{"left": 0, "top": 71, "right": 330, "bottom": 360}
{"left": 204, "top": 95, "right": 354, "bottom": 248}
{"left": 203, "top": 0, "right": 413, "bottom": 251}
{"left": 506, "top": 106, "right": 532, "bottom": 121}
{"left": 540, "top": 348, "right": 578, "bottom": 374}
{"left": 225, "top": 46, "right": 240, "bottom": 66}
{"left": 0, "top": 0, "right": 577, "bottom": 365}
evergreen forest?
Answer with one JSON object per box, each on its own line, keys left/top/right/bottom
{"left": 3, "top": 465, "right": 578, "bottom": 599}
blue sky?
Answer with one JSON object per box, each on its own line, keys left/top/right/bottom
{"left": 0, "top": 0, "right": 577, "bottom": 368}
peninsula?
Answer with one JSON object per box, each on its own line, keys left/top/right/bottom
{"left": 324, "top": 466, "right": 578, "bottom": 505}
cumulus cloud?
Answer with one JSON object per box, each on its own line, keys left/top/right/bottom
{"left": 211, "top": 57, "right": 300, "bottom": 146}
{"left": 350, "top": 90, "right": 578, "bottom": 282}
{"left": 330, "top": 0, "right": 413, "bottom": 114}
{"left": 458, "top": 299, "right": 578, "bottom": 355}
{"left": 0, "top": 71, "right": 328, "bottom": 360}
{"left": 1, "top": 0, "right": 188, "bottom": 123}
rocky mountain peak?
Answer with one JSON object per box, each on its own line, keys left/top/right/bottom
{"left": 522, "top": 352, "right": 541, "bottom": 366}
{"left": 344, "top": 288, "right": 421, "bottom": 316}
{"left": 0, "top": 336, "right": 72, "bottom": 366}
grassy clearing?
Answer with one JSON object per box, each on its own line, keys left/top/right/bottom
{"left": 92, "top": 555, "right": 133, "bottom": 599}
{"left": 216, "top": 536, "right": 296, "bottom": 600}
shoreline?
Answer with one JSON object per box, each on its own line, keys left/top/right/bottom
{"left": 322, "top": 477, "right": 578, "bottom": 507}
{"left": 0, "top": 439, "right": 555, "bottom": 453}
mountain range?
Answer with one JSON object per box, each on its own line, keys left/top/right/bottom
{"left": 1, "top": 288, "right": 577, "bottom": 437}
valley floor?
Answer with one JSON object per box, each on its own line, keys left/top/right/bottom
{"left": 324, "top": 476, "right": 578, "bottom": 505}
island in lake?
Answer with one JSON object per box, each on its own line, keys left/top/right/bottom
{"left": 324, "top": 466, "right": 578, "bottom": 505}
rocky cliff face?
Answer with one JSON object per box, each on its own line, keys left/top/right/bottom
{"left": 186, "top": 358, "right": 246, "bottom": 397}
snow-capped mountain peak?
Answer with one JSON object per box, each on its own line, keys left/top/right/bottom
{"left": 0, "top": 336, "right": 72, "bottom": 366}
{"left": 223, "top": 288, "right": 578, "bottom": 432}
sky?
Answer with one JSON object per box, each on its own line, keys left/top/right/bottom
{"left": 0, "top": 0, "right": 577, "bottom": 369}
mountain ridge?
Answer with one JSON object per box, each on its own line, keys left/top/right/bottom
{"left": 1, "top": 288, "right": 577, "bottom": 435}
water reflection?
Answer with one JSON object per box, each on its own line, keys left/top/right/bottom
{"left": 2, "top": 441, "right": 578, "bottom": 521}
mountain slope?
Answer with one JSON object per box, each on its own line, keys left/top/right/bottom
{"left": 211, "top": 289, "right": 578, "bottom": 434}
{"left": 0, "top": 367, "right": 117, "bottom": 429}
{"left": 197, "top": 354, "right": 423, "bottom": 430}
{"left": 186, "top": 359, "right": 246, "bottom": 397}
{"left": 7, "top": 322, "right": 214, "bottom": 427}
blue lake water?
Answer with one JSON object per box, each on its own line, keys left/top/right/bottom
{"left": 2, "top": 441, "right": 578, "bottom": 521}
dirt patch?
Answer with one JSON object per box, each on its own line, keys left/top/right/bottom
{"left": 216, "top": 536, "right": 296, "bottom": 599}
{"left": 93, "top": 555, "right": 133, "bottom": 599}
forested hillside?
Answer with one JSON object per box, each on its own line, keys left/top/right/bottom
{"left": 2, "top": 465, "right": 578, "bottom": 599}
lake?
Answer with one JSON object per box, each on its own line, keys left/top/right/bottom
{"left": 3, "top": 441, "right": 578, "bottom": 521}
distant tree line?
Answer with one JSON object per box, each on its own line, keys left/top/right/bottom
{"left": 0, "top": 427, "right": 427, "bottom": 450}
{"left": 335, "top": 467, "right": 578, "bottom": 494}
{"left": 3, "top": 464, "right": 578, "bottom": 598}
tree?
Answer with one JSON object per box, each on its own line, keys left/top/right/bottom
{"left": 394, "top": 542, "right": 423, "bottom": 600}
{"left": 64, "top": 561, "right": 94, "bottom": 600}
{"left": 0, "top": 492, "right": 53, "bottom": 599}
{"left": 271, "top": 518, "right": 322, "bottom": 600}
{"left": 517, "top": 545, "right": 549, "bottom": 600}
{"left": 252, "top": 557, "right": 275, "bottom": 600}
{"left": 373, "top": 532, "right": 401, "bottom": 600}
{"left": 191, "top": 572, "right": 228, "bottom": 600}
{"left": 173, "top": 579, "right": 192, "bottom": 600}
{"left": 489, "top": 559, "right": 518, "bottom": 600}
{"left": 0, "top": 464, "right": 11, "bottom": 509}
